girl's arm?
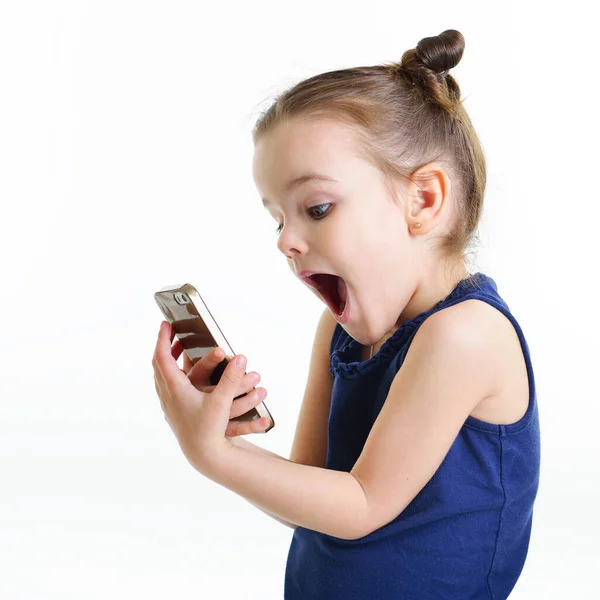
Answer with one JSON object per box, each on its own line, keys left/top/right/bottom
{"left": 204, "top": 438, "right": 369, "bottom": 540}
{"left": 198, "top": 301, "right": 497, "bottom": 541}
{"left": 228, "top": 436, "right": 297, "bottom": 530}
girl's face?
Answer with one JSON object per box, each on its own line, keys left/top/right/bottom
{"left": 252, "top": 118, "right": 431, "bottom": 345}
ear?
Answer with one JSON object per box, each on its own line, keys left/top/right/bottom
{"left": 404, "top": 163, "right": 451, "bottom": 233}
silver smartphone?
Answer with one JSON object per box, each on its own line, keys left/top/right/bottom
{"left": 154, "top": 283, "right": 275, "bottom": 433}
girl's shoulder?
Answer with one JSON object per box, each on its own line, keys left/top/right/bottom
{"left": 428, "top": 298, "right": 530, "bottom": 425}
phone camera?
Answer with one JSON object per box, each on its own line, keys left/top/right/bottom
{"left": 173, "top": 292, "right": 189, "bottom": 306}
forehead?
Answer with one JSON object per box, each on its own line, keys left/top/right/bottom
{"left": 252, "top": 119, "right": 368, "bottom": 202}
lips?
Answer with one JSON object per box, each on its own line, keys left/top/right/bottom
{"left": 298, "top": 270, "right": 347, "bottom": 316}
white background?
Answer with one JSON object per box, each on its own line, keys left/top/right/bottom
{"left": 0, "top": 1, "right": 597, "bottom": 598}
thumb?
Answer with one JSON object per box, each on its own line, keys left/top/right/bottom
{"left": 212, "top": 354, "right": 247, "bottom": 400}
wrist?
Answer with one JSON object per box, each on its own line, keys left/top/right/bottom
{"left": 192, "top": 437, "right": 235, "bottom": 477}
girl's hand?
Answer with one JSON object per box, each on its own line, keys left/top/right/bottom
{"left": 152, "top": 321, "right": 269, "bottom": 472}
{"left": 171, "top": 334, "right": 271, "bottom": 437}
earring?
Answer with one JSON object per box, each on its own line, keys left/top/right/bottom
{"left": 415, "top": 222, "right": 422, "bottom": 228}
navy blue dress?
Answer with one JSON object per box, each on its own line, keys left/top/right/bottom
{"left": 284, "top": 272, "right": 540, "bottom": 599}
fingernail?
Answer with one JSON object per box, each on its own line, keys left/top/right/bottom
{"left": 236, "top": 355, "right": 246, "bottom": 368}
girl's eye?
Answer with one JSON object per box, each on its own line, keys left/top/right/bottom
{"left": 274, "top": 203, "right": 332, "bottom": 235}
{"left": 308, "top": 203, "right": 332, "bottom": 219}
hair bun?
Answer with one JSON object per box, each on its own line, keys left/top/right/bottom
{"left": 414, "top": 30, "right": 465, "bottom": 75}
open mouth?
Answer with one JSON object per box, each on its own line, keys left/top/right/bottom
{"left": 306, "top": 273, "right": 348, "bottom": 316}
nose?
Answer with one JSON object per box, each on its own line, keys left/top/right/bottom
{"left": 276, "top": 223, "right": 309, "bottom": 258}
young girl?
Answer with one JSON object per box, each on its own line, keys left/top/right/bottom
{"left": 152, "top": 29, "right": 540, "bottom": 599}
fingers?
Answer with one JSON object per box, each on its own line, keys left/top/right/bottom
{"left": 242, "top": 370, "right": 260, "bottom": 393}
{"left": 187, "top": 349, "right": 261, "bottom": 400}
{"left": 169, "top": 340, "right": 263, "bottom": 406}
{"left": 189, "top": 369, "right": 259, "bottom": 400}
{"left": 213, "top": 354, "right": 248, "bottom": 401}
{"left": 209, "top": 354, "right": 258, "bottom": 403}
{"left": 171, "top": 337, "right": 184, "bottom": 361}
{"left": 171, "top": 338, "right": 195, "bottom": 374}
{"left": 187, "top": 347, "right": 226, "bottom": 383}
{"left": 152, "top": 324, "right": 173, "bottom": 418}
{"left": 226, "top": 415, "right": 271, "bottom": 437}
{"left": 229, "top": 385, "right": 267, "bottom": 420}
{"left": 153, "top": 321, "right": 185, "bottom": 398}
{"left": 182, "top": 349, "right": 194, "bottom": 374}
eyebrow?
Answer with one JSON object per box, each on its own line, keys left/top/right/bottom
{"left": 261, "top": 173, "right": 338, "bottom": 207}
